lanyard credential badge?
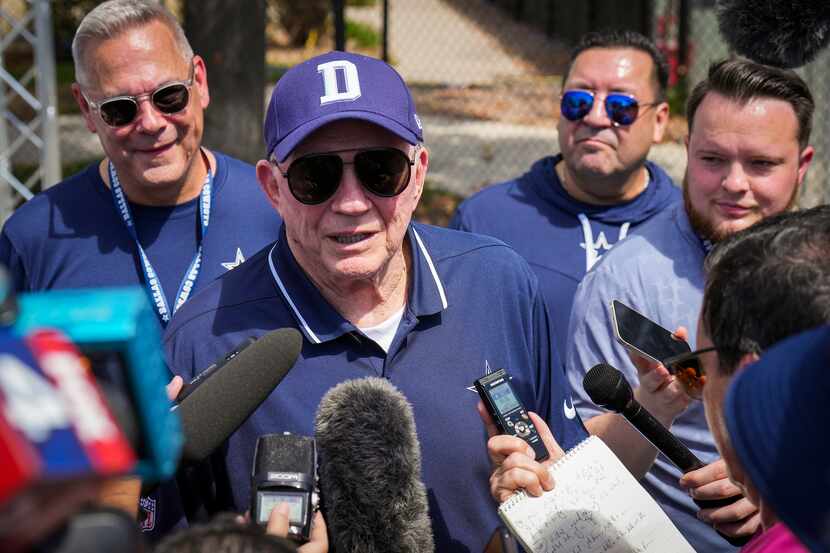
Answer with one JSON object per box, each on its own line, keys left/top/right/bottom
{"left": 108, "top": 154, "right": 213, "bottom": 325}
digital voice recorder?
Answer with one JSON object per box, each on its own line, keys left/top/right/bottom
{"left": 474, "top": 368, "right": 549, "bottom": 462}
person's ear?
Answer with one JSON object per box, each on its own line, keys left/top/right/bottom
{"left": 735, "top": 352, "right": 760, "bottom": 372}
{"left": 409, "top": 145, "right": 428, "bottom": 212}
{"left": 652, "top": 101, "right": 670, "bottom": 143}
{"left": 72, "top": 83, "right": 98, "bottom": 133}
{"left": 191, "top": 55, "right": 210, "bottom": 109}
{"left": 256, "top": 160, "right": 282, "bottom": 215}
{"left": 797, "top": 145, "right": 814, "bottom": 187}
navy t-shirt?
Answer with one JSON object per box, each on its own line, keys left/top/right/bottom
{"left": 0, "top": 151, "right": 283, "bottom": 539}
{"left": 164, "top": 222, "right": 588, "bottom": 553}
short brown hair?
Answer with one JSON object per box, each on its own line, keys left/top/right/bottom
{"left": 687, "top": 58, "right": 814, "bottom": 150}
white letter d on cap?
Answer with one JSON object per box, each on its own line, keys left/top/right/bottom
{"left": 318, "top": 60, "right": 362, "bottom": 105}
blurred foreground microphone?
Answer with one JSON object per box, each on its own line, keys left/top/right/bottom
{"left": 716, "top": 0, "right": 830, "bottom": 68}
{"left": 13, "top": 287, "right": 180, "bottom": 481}
{"left": 26, "top": 329, "right": 135, "bottom": 473}
{"left": 315, "top": 377, "right": 434, "bottom": 553}
{"left": 0, "top": 330, "right": 139, "bottom": 552}
{"left": 0, "top": 331, "right": 97, "bottom": 506}
{"left": 250, "top": 433, "right": 317, "bottom": 541}
{"left": 583, "top": 363, "right": 749, "bottom": 547}
{"left": 173, "top": 328, "right": 303, "bottom": 463}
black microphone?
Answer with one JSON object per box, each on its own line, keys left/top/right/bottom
{"left": 583, "top": 362, "right": 702, "bottom": 472}
{"left": 583, "top": 363, "right": 750, "bottom": 547}
{"left": 716, "top": 0, "right": 830, "bottom": 68}
{"left": 174, "top": 327, "right": 303, "bottom": 463}
{"left": 314, "top": 377, "right": 434, "bottom": 553}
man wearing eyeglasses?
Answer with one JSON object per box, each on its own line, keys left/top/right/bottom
{"left": 450, "top": 29, "right": 680, "bottom": 357}
{"left": 559, "top": 58, "right": 814, "bottom": 551}
{"left": 0, "top": 0, "right": 281, "bottom": 541}
{"left": 695, "top": 205, "right": 830, "bottom": 552}
{"left": 164, "top": 51, "right": 589, "bottom": 553}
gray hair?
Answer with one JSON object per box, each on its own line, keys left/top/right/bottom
{"left": 72, "top": 0, "right": 193, "bottom": 88}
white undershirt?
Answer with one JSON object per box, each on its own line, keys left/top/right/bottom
{"left": 357, "top": 305, "right": 406, "bottom": 353}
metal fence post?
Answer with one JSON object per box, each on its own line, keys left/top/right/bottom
{"left": 33, "top": 0, "right": 60, "bottom": 190}
{"left": 0, "top": 49, "right": 13, "bottom": 222}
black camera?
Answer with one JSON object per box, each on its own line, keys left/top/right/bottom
{"left": 251, "top": 433, "right": 317, "bottom": 541}
{"left": 474, "top": 368, "right": 549, "bottom": 462}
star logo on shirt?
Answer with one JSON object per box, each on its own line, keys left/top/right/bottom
{"left": 467, "top": 360, "right": 494, "bottom": 393}
{"left": 221, "top": 248, "right": 245, "bottom": 271}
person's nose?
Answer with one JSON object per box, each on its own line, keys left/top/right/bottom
{"left": 133, "top": 96, "right": 167, "bottom": 134}
{"left": 580, "top": 95, "right": 613, "bottom": 128}
{"left": 329, "top": 163, "right": 372, "bottom": 215}
{"left": 722, "top": 162, "right": 750, "bottom": 193}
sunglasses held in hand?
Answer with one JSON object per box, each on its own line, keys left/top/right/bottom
{"left": 83, "top": 61, "right": 195, "bottom": 127}
{"left": 276, "top": 147, "right": 418, "bottom": 205}
{"left": 560, "top": 90, "right": 659, "bottom": 127}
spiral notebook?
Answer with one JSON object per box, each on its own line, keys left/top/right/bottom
{"left": 498, "top": 436, "right": 695, "bottom": 553}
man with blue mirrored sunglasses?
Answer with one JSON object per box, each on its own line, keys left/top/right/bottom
{"left": 451, "top": 29, "right": 678, "bottom": 384}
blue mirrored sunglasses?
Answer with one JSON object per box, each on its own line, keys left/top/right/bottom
{"left": 560, "top": 90, "right": 658, "bottom": 127}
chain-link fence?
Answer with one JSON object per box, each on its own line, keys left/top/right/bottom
{"left": 5, "top": 0, "right": 829, "bottom": 222}
{"left": 337, "top": 0, "right": 830, "bottom": 209}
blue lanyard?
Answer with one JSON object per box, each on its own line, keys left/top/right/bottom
{"left": 108, "top": 153, "right": 213, "bottom": 325}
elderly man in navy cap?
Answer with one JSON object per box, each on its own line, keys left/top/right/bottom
{"left": 164, "top": 51, "right": 588, "bottom": 552}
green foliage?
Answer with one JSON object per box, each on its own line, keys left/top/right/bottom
{"left": 55, "top": 61, "right": 81, "bottom": 115}
{"left": 346, "top": 19, "right": 380, "bottom": 49}
{"left": 666, "top": 75, "right": 689, "bottom": 117}
{"left": 346, "top": 0, "right": 379, "bottom": 6}
{"left": 267, "top": 64, "right": 291, "bottom": 83}
{"left": 270, "top": 0, "right": 330, "bottom": 47}
{"left": 414, "top": 181, "right": 462, "bottom": 227}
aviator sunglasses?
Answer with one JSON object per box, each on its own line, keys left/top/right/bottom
{"left": 560, "top": 90, "right": 658, "bottom": 127}
{"left": 277, "top": 147, "right": 417, "bottom": 205}
{"left": 84, "top": 61, "right": 195, "bottom": 127}
{"left": 661, "top": 346, "right": 718, "bottom": 400}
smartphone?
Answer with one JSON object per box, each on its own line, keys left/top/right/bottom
{"left": 610, "top": 300, "right": 690, "bottom": 364}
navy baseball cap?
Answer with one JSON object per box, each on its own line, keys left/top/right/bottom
{"left": 264, "top": 51, "right": 423, "bottom": 162}
{"left": 725, "top": 324, "right": 830, "bottom": 552}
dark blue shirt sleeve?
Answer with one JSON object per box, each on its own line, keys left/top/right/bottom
{"left": 0, "top": 230, "right": 30, "bottom": 293}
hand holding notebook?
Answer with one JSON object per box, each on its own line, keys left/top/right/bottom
{"left": 498, "top": 436, "right": 695, "bottom": 553}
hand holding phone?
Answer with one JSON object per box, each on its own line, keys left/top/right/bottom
{"left": 610, "top": 300, "right": 694, "bottom": 421}
{"left": 610, "top": 300, "right": 690, "bottom": 364}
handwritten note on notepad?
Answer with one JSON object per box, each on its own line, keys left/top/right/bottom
{"left": 498, "top": 435, "right": 695, "bottom": 553}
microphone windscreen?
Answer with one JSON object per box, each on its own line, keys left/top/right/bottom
{"left": 252, "top": 433, "right": 315, "bottom": 477}
{"left": 583, "top": 363, "right": 633, "bottom": 413}
{"left": 315, "top": 377, "right": 434, "bottom": 553}
{"left": 716, "top": 0, "right": 830, "bottom": 68}
{"left": 177, "top": 328, "right": 302, "bottom": 463}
